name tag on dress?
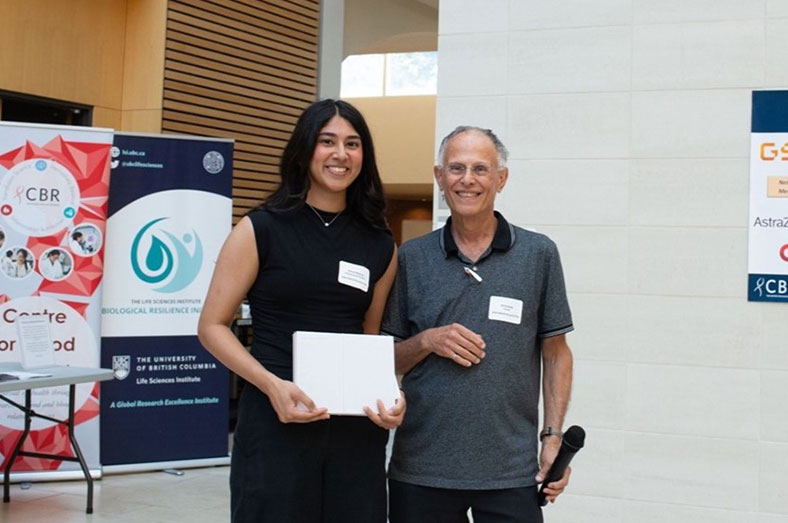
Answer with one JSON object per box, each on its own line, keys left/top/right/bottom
{"left": 488, "top": 296, "right": 523, "bottom": 324}
{"left": 338, "top": 261, "right": 370, "bottom": 292}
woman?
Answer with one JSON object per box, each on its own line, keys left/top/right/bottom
{"left": 12, "top": 249, "right": 32, "bottom": 278}
{"left": 198, "top": 99, "right": 404, "bottom": 522}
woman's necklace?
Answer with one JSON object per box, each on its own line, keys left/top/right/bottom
{"left": 306, "top": 202, "right": 342, "bottom": 227}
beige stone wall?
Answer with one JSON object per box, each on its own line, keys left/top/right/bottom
{"left": 435, "top": 0, "right": 788, "bottom": 520}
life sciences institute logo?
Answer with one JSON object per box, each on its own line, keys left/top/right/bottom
{"left": 112, "top": 355, "right": 131, "bottom": 380}
{"left": 130, "top": 217, "right": 203, "bottom": 293}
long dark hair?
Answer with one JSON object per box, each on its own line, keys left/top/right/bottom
{"left": 262, "top": 99, "right": 389, "bottom": 232}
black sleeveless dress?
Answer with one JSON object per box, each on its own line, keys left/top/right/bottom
{"left": 230, "top": 205, "right": 395, "bottom": 523}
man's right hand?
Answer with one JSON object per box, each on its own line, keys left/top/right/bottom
{"left": 263, "top": 376, "right": 329, "bottom": 423}
{"left": 422, "top": 323, "right": 485, "bottom": 367}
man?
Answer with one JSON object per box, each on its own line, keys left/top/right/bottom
{"left": 41, "top": 249, "right": 64, "bottom": 280}
{"left": 2, "top": 249, "right": 14, "bottom": 276}
{"left": 382, "top": 126, "right": 574, "bottom": 522}
{"left": 71, "top": 231, "right": 93, "bottom": 255}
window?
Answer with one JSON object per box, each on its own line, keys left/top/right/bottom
{"left": 340, "top": 54, "right": 385, "bottom": 97}
{"left": 340, "top": 52, "right": 437, "bottom": 98}
{"left": 0, "top": 91, "right": 92, "bottom": 126}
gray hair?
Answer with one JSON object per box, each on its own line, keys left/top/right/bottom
{"left": 436, "top": 126, "right": 509, "bottom": 168}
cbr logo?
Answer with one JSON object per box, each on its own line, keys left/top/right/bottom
{"left": 753, "top": 277, "right": 788, "bottom": 297}
{"left": 760, "top": 142, "right": 788, "bottom": 161}
{"left": 14, "top": 185, "right": 61, "bottom": 203}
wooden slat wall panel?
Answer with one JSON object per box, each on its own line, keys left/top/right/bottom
{"left": 163, "top": 0, "right": 320, "bottom": 222}
{"left": 170, "top": 1, "right": 317, "bottom": 51}
{"left": 163, "top": 80, "right": 304, "bottom": 120}
{"left": 166, "top": 25, "right": 316, "bottom": 77}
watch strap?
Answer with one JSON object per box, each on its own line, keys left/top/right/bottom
{"left": 539, "top": 427, "right": 562, "bottom": 441}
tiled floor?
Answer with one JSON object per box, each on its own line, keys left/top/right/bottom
{"left": 0, "top": 465, "right": 230, "bottom": 523}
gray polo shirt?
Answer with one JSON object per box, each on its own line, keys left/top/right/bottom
{"left": 382, "top": 212, "right": 573, "bottom": 490}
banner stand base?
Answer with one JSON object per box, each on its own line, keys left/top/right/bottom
{"left": 102, "top": 456, "right": 230, "bottom": 475}
{"left": 5, "top": 469, "right": 102, "bottom": 484}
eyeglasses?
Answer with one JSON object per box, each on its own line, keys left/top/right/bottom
{"left": 443, "top": 163, "right": 498, "bottom": 177}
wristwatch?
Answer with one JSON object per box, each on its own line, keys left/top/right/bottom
{"left": 539, "top": 427, "right": 562, "bottom": 441}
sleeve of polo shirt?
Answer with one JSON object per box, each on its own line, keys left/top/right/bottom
{"left": 538, "top": 241, "right": 574, "bottom": 338}
{"left": 381, "top": 248, "right": 410, "bottom": 341}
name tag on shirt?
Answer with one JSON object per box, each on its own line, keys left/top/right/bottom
{"left": 488, "top": 296, "right": 523, "bottom": 325}
{"left": 338, "top": 261, "right": 370, "bottom": 292}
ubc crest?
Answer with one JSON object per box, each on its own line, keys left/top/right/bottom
{"left": 112, "top": 355, "right": 131, "bottom": 380}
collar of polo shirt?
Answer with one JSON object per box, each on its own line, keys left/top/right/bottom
{"left": 440, "top": 211, "right": 516, "bottom": 261}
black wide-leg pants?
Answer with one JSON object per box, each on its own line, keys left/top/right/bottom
{"left": 230, "top": 385, "right": 388, "bottom": 523}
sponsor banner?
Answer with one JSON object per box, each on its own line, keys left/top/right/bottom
{"left": 0, "top": 122, "right": 111, "bottom": 474}
{"left": 749, "top": 91, "right": 788, "bottom": 302}
{"left": 100, "top": 133, "right": 232, "bottom": 466}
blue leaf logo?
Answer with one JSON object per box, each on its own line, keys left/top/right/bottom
{"left": 130, "top": 218, "right": 202, "bottom": 293}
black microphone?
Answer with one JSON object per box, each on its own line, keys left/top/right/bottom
{"left": 537, "top": 425, "right": 585, "bottom": 507}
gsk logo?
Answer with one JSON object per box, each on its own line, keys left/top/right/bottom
{"left": 759, "top": 142, "right": 788, "bottom": 161}
{"left": 130, "top": 218, "right": 203, "bottom": 293}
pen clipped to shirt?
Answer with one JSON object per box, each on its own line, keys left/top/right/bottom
{"left": 464, "top": 267, "right": 482, "bottom": 283}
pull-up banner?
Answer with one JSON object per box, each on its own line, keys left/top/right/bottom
{"left": 100, "top": 133, "right": 232, "bottom": 467}
{"left": 0, "top": 122, "right": 112, "bottom": 477}
{"left": 749, "top": 91, "right": 788, "bottom": 302}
